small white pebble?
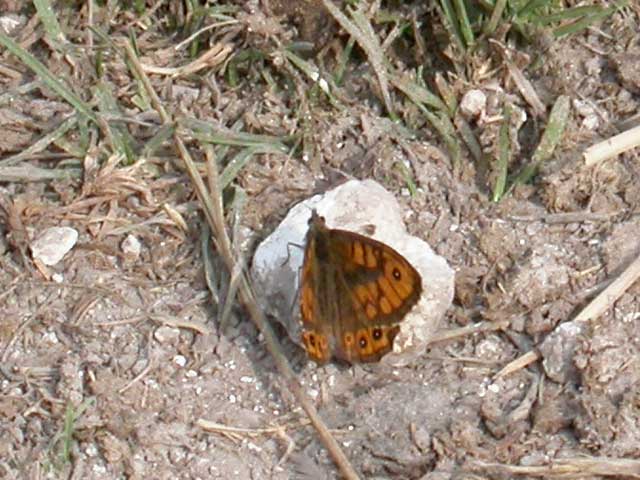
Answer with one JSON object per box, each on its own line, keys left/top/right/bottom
{"left": 42, "top": 331, "right": 59, "bottom": 344}
{"left": 121, "top": 234, "right": 142, "bottom": 260}
{"left": 247, "top": 442, "right": 262, "bottom": 452}
{"left": 30, "top": 227, "right": 78, "bottom": 265}
{"left": 154, "top": 326, "right": 181, "bottom": 344}
{"left": 173, "top": 355, "right": 187, "bottom": 367}
{"left": 460, "top": 89, "right": 487, "bottom": 118}
{"left": 92, "top": 464, "right": 107, "bottom": 474}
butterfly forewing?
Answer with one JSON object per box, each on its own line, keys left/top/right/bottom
{"left": 329, "top": 228, "right": 422, "bottom": 324}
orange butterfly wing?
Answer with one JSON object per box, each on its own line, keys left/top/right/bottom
{"left": 300, "top": 211, "right": 422, "bottom": 364}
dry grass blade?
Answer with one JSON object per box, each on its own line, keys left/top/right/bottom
{"left": 504, "top": 59, "right": 546, "bottom": 117}
{"left": 0, "top": 165, "right": 80, "bottom": 182}
{"left": 427, "top": 319, "right": 510, "bottom": 344}
{"left": 140, "top": 43, "right": 233, "bottom": 77}
{"left": 149, "top": 315, "right": 208, "bottom": 335}
{"left": 123, "top": 40, "right": 361, "bottom": 480}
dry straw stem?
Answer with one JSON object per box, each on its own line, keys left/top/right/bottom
{"left": 572, "top": 250, "right": 640, "bottom": 323}
{"left": 472, "top": 457, "right": 640, "bottom": 478}
{"left": 494, "top": 350, "right": 540, "bottom": 379}
{"left": 198, "top": 419, "right": 296, "bottom": 467}
{"left": 197, "top": 419, "right": 294, "bottom": 439}
{"left": 584, "top": 123, "right": 640, "bottom": 166}
{"left": 122, "top": 41, "right": 360, "bottom": 480}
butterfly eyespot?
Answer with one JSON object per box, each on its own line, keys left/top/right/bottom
{"left": 307, "top": 333, "right": 316, "bottom": 347}
{"left": 344, "top": 333, "right": 354, "bottom": 346}
{"left": 392, "top": 267, "right": 402, "bottom": 280}
{"left": 358, "top": 333, "right": 368, "bottom": 348}
{"left": 372, "top": 328, "right": 383, "bottom": 340}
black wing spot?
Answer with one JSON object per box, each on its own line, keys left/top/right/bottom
{"left": 392, "top": 267, "right": 402, "bottom": 280}
{"left": 372, "top": 328, "right": 382, "bottom": 340}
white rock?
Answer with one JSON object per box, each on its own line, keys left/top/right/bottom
{"left": 30, "top": 227, "right": 78, "bottom": 266}
{"left": 121, "top": 234, "right": 142, "bottom": 260}
{"left": 460, "top": 89, "right": 487, "bottom": 119}
{"left": 251, "top": 179, "right": 454, "bottom": 365}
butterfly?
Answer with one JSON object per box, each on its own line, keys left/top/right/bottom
{"left": 299, "top": 210, "right": 422, "bottom": 364}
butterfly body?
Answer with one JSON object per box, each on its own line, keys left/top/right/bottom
{"left": 300, "top": 210, "right": 422, "bottom": 364}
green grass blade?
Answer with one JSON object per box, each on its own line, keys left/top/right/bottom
{"left": 33, "top": 0, "right": 66, "bottom": 45}
{"left": 492, "top": 104, "right": 511, "bottom": 202}
{"left": 438, "top": 0, "right": 465, "bottom": 51}
{"left": 452, "top": 0, "right": 475, "bottom": 47}
{"left": 484, "top": 0, "right": 508, "bottom": 36}
{"left": 391, "top": 74, "right": 448, "bottom": 112}
{"left": 0, "top": 32, "right": 96, "bottom": 122}
{"left": 220, "top": 146, "right": 282, "bottom": 189}
{"left": 95, "top": 82, "right": 137, "bottom": 164}
{"left": 513, "top": 94, "right": 570, "bottom": 185}
{"left": 0, "top": 115, "right": 78, "bottom": 166}
{"left": 180, "top": 118, "right": 289, "bottom": 152}
{"left": 141, "top": 124, "right": 176, "bottom": 159}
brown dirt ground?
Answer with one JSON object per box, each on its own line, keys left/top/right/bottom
{"left": 1, "top": 1, "right": 640, "bottom": 479}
